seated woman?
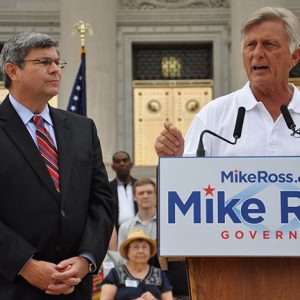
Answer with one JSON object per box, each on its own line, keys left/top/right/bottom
{"left": 100, "top": 229, "right": 173, "bottom": 300}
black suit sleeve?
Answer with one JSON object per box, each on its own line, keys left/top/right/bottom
{"left": 77, "top": 120, "right": 114, "bottom": 270}
{"left": 0, "top": 222, "right": 37, "bottom": 282}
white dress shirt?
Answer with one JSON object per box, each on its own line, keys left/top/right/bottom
{"left": 117, "top": 180, "right": 135, "bottom": 226}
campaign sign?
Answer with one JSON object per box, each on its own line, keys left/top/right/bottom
{"left": 158, "top": 156, "right": 300, "bottom": 256}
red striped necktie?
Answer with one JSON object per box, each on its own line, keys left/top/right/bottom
{"left": 33, "top": 116, "right": 60, "bottom": 193}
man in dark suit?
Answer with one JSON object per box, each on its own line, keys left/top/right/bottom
{"left": 109, "top": 151, "right": 138, "bottom": 231}
{"left": 0, "top": 32, "right": 114, "bottom": 299}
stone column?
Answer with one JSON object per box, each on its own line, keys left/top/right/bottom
{"left": 230, "top": 0, "right": 287, "bottom": 91}
{"left": 59, "top": 0, "right": 116, "bottom": 165}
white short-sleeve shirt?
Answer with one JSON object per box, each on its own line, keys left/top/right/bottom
{"left": 184, "top": 82, "right": 300, "bottom": 157}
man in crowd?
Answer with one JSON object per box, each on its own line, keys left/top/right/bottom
{"left": 118, "top": 178, "right": 157, "bottom": 247}
{"left": 110, "top": 151, "right": 138, "bottom": 231}
{"left": 0, "top": 32, "right": 114, "bottom": 299}
{"left": 155, "top": 6, "right": 300, "bottom": 157}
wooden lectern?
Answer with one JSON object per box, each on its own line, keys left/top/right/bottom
{"left": 186, "top": 257, "right": 300, "bottom": 300}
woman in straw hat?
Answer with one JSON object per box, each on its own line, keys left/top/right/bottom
{"left": 100, "top": 229, "right": 173, "bottom": 300}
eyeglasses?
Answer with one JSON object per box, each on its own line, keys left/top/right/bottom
{"left": 20, "top": 58, "right": 67, "bottom": 69}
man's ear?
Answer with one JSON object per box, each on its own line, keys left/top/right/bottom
{"left": 112, "top": 163, "right": 116, "bottom": 172}
{"left": 290, "top": 48, "right": 300, "bottom": 69}
{"left": 5, "top": 63, "right": 19, "bottom": 82}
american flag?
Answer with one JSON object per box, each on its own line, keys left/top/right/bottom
{"left": 67, "top": 49, "right": 86, "bottom": 116}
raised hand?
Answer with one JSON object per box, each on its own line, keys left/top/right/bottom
{"left": 155, "top": 121, "right": 184, "bottom": 157}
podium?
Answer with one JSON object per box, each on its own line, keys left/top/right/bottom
{"left": 158, "top": 156, "right": 300, "bottom": 300}
{"left": 186, "top": 257, "right": 300, "bottom": 300}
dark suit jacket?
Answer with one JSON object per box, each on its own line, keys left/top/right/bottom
{"left": 109, "top": 177, "right": 138, "bottom": 231}
{"left": 0, "top": 97, "right": 114, "bottom": 300}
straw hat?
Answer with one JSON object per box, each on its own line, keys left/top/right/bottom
{"left": 119, "top": 229, "right": 157, "bottom": 260}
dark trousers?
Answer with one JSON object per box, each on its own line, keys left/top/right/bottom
{"left": 165, "top": 261, "right": 189, "bottom": 296}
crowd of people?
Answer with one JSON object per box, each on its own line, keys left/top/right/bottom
{"left": 98, "top": 152, "right": 189, "bottom": 300}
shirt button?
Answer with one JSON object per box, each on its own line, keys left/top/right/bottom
{"left": 61, "top": 210, "right": 66, "bottom": 217}
{"left": 56, "top": 245, "right": 61, "bottom": 252}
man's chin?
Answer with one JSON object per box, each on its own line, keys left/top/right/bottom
{"left": 117, "top": 171, "right": 130, "bottom": 178}
{"left": 47, "top": 89, "right": 59, "bottom": 98}
{"left": 46, "top": 92, "right": 59, "bottom": 103}
{"left": 250, "top": 78, "right": 274, "bottom": 89}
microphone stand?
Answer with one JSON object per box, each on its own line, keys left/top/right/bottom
{"left": 196, "top": 130, "right": 239, "bottom": 157}
{"left": 196, "top": 107, "right": 245, "bottom": 157}
{"left": 287, "top": 126, "right": 300, "bottom": 138}
{"left": 289, "top": 129, "right": 300, "bottom": 137}
{"left": 280, "top": 105, "right": 300, "bottom": 138}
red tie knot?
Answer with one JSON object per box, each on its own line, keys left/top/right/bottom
{"left": 33, "top": 115, "right": 43, "bottom": 127}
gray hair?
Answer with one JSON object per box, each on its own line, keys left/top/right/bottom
{"left": 241, "top": 7, "right": 300, "bottom": 54}
{"left": 0, "top": 32, "right": 58, "bottom": 88}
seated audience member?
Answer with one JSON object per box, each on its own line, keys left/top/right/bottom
{"left": 109, "top": 151, "right": 138, "bottom": 231}
{"left": 100, "top": 230, "right": 173, "bottom": 300}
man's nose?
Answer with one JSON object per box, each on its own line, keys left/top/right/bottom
{"left": 48, "top": 61, "right": 60, "bottom": 72}
{"left": 253, "top": 43, "right": 265, "bottom": 57}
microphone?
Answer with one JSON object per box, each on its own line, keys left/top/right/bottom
{"left": 196, "top": 106, "right": 246, "bottom": 157}
{"left": 280, "top": 105, "right": 300, "bottom": 137}
{"left": 280, "top": 105, "right": 296, "bottom": 130}
{"left": 233, "top": 107, "right": 246, "bottom": 139}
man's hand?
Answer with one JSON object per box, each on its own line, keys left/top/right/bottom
{"left": 45, "top": 256, "right": 89, "bottom": 295}
{"left": 155, "top": 121, "right": 184, "bottom": 157}
{"left": 19, "top": 259, "right": 58, "bottom": 291}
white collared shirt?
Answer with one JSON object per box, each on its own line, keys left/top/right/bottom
{"left": 117, "top": 180, "right": 135, "bottom": 226}
{"left": 184, "top": 82, "right": 300, "bottom": 157}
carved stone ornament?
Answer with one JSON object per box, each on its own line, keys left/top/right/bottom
{"left": 118, "top": 0, "right": 230, "bottom": 9}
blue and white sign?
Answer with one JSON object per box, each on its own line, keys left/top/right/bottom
{"left": 158, "top": 156, "right": 300, "bottom": 256}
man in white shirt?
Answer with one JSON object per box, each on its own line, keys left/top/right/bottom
{"left": 118, "top": 178, "right": 157, "bottom": 247}
{"left": 109, "top": 151, "right": 138, "bottom": 231}
{"left": 155, "top": 7, "right": 300, "bottom": 157}
{"left": 154, "top": 8, "right": 300, "bottom": 300}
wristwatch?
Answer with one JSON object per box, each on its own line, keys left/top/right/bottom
{"left": 88, "top": 261, "right": 93, "bottom": 273}
{"left": 86, "top": 258, "right": 94, "bottom": 273}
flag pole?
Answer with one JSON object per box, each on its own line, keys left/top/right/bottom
{"left": 67, "top": 20, "right": 93, "bottom": 116}
{"left": 72, "top": 20, "right": 93, "bottom": 49}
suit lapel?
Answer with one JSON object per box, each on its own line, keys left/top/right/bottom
{"left": 50, "top": 108, "right": 74, "bottom": 205}
{"left": 0, "top": 97, "right": 60, "bottom": 202}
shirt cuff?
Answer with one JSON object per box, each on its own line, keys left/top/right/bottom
{"left": 79, "top": 252, "right": 97, "bottom": 273}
